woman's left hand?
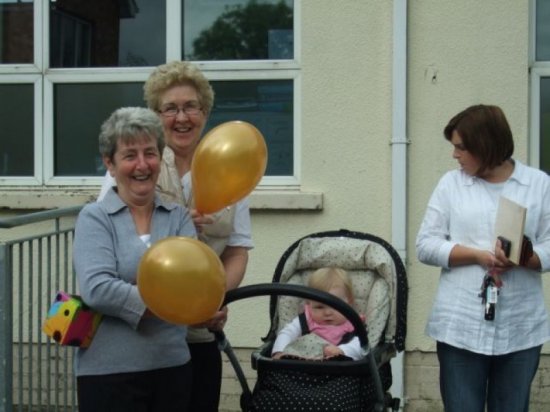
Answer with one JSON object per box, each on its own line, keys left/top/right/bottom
{"left": 192, "top": 306, "right": 228, "bottom": 331}
{"left": 190, "top": 209, "right": 215, "bottom": 233}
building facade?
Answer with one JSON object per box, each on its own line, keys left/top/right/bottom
{"left": 1, "top": 0, "right": 550, "bottom": 410}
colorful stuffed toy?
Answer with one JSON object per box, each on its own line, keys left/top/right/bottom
{"left": 42, "top": 291, "right": 102, "bottom": 348}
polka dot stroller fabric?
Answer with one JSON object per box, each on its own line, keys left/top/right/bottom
{"left": 250, "top": 361, "right": 392, "bottom": 412}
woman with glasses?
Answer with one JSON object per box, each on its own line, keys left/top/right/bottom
{"left": 99, "top": 61, "right": 253, "bottom": 412}
{"left": 75, "top": 107, "right": 196, "bottom": 411}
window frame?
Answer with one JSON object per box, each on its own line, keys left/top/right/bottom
{"left": 0, "top": 0, "right": 301, "bottom": 188}
{"left": 529, "top": 66, "right": 550, "bottom": 170}
{"left": 530, "top": 0, "right": 550, "bottom": 171}
{"left": 0, "top": 74, "right": 43, "bottom": 186}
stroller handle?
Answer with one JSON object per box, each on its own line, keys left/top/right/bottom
{"left": 223, "top": 283, "right": 369, "bottom": 348}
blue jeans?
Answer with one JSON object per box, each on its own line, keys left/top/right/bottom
{"left": 437, "top": 341, "right": 541, "bottom": 412}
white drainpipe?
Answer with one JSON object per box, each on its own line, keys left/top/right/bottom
{"left": 391, "top": 0, "right": 408, "bottom": 408}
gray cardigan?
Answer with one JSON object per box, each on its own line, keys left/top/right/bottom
{"left": 73, "top": 188, "right": 197, "bottom": 376}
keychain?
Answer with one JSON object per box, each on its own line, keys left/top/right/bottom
{"left": 479, "top": 272, "right": 500, "bottom": 321}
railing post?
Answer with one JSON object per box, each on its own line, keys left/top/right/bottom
{"left": 0, "top": 243, "right": 13, "bottom": 412}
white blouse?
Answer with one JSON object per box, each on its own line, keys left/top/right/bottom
{"left": 416, "top": 160, "right": 550, "bottom": 355}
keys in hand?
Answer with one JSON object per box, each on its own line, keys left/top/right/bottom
{"left": 479, "top": 273, "right": 499, "bottom": 321}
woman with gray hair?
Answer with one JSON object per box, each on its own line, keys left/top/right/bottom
{"left": 99, "top": 61, "right": 254, "bottom": 411}
{"left": 74, "top": 107, "right": 197, "bottom": 411}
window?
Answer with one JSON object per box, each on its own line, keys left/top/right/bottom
{"left": 0, "top": 83, "right": 34, "bottom": 176}
{"left": 531, "top": 0, "right": 550, "bottom": 174}
{"left": 0, "top": 0, "right": 297, "bottom": 186}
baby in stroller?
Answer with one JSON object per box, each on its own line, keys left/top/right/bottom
{"left": 272, "top": 267, "right": 365, "bottom": 361}
{"left": 220, "top": 229, "right": 407, "bottom": 412}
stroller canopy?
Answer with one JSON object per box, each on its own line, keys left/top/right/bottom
{"left": 271, "top": 229, "right": 407, "bottom": 351}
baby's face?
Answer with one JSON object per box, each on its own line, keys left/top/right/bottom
{"left": 308, "top": 286, "right": 349, "bottom": 326}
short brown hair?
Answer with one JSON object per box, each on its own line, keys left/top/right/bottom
{"left": 443, "top": 104, "right": 514, "bottom": 176}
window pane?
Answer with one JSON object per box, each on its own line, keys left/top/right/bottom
{"left": 540, "top": 77, "right": 550, "bottom": 174}
{"left": 536, "top": 0, "right": 550, "bottom": 61}
{"left": 0, "top": 1, "right": 33, "bottom": 64}
{"left": 183, "top": 0, "right": 293, "bottom": 60}
{"left": 207, "top": 80, "right": 293, "bottom": 176}
{"left": 50, "top": 0, "right": 165, "bottom": 68}
{"left": 54, "top": 83, "right": 144, "bottom": 176}
{"left": 0, "top": 84, "right": 33, "bottom": 176}
{"left": 55, "top": 80, "right": 293, "bottom": 177}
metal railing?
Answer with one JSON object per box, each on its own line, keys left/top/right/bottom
{"left": 0, "top": 206, "right": 83, "bottom": 412}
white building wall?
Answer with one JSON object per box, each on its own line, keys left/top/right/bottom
{"left": 407, "top": 0, "right": 535, "bottom": 352}
{"left": 228, "top": 0, "right": 395, "bottom": 347}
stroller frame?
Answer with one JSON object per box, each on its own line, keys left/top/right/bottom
{"left": 219, "top": 229, "right": 408, "bottom": 412}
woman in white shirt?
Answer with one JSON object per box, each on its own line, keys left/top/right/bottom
{"left": 416, "top": 104, "right": 550, "bottom": 412}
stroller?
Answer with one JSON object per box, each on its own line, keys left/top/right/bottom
{"left": 219, "top": 229, "right": 408, "bottom": 412}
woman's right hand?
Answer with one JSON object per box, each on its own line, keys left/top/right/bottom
{"left": 475, "top": 249, "right": 497, "bottom": 270}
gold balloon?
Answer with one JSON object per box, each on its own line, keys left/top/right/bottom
{"left": 192, "top": 121, "right": 268, "bottom": 214}
{"left": 137, "top": 237, "right": 226, "bottom": 325}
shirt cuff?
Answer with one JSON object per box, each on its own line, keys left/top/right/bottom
{"left": 438, "top": 241, "right": 457, "bottom": 269}
{"left": 533, "top": 245, "right": 550, "bottom": 272}
{"left": 119, "top": 286, "right": 147, "bottom": 329}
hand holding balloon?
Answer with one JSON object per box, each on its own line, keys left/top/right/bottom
{"left": 193, "top": 306, "right": 228, "bottom": 331}
{"left": 192, "top": 121, "right": 268, "bottom": 214}
{"left": 190, "top": 209, "right": 215, "bottom": 233}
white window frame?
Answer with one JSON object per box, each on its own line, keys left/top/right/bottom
{"left": 1, "top": 0, "right": 302, "bottom": 189}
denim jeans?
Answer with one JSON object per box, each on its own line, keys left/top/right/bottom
{"left": 437, "top": 341, "right": 541, "bottom": 412}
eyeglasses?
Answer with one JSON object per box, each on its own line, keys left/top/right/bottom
{"left": 158, "top": 102, "right": 202, "bottom": 118}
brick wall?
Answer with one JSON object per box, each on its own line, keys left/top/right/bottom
{"left": 219, "top": 349, "right": 550, "bottom": 412}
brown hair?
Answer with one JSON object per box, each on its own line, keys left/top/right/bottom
{"left": 443, "top": 104, "right": 514, "bottom": 176}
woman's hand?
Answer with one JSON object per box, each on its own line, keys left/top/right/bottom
{"left": 141, "top": 308, "right": 158, "bottom": 320}
{"left": 192, "top": 306, "right": 228, "bottom": 331}
{"left": 473, "top": 247, "right": 508, "bottom": 272}
{"left": 190, "top": 209, "right": 215, "bottom": 233}
{"left": 493, "top": 238, "right": 514, "bottom": 271}
{"left": 494, "top": 237, "right": 540, "bottom": 271}
{"left": 474, "top": 249, "right": 497, "bottom": 269}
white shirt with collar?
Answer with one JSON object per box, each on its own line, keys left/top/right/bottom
{"left": 416, "top": 159, "right": 550, "bottom": 355}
